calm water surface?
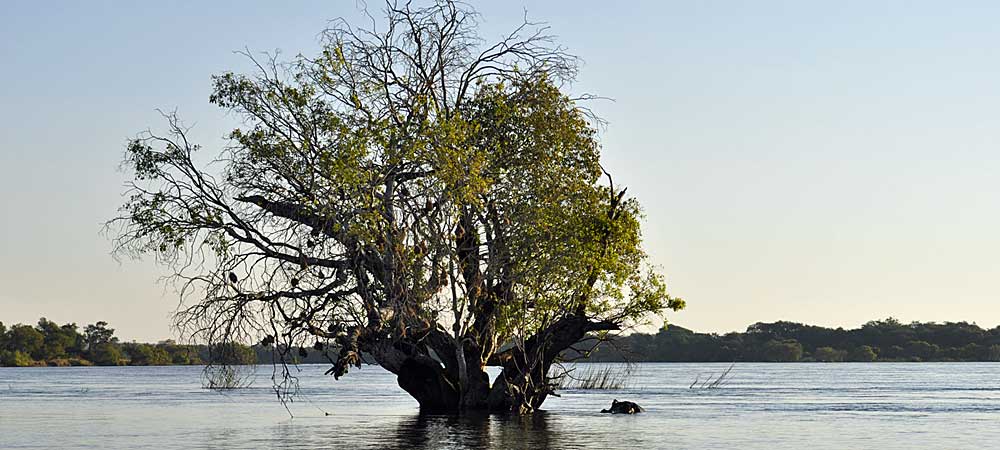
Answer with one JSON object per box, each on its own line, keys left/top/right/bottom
{"left": 2, "top": 363, "right": 999, "bottom": 449}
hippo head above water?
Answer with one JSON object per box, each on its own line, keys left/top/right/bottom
{"left": 601, "top": 399, "right": 644, "bottom": 414}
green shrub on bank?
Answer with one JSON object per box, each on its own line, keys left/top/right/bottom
{"left": 846, "top": 345, "right": 877, "bottom": 362}
{"left": 1, "top": 350, "right": 36, "bottom": 367}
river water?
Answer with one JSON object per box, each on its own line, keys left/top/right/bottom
{"left": 1, "top": 363, "right": 998, "bottom": 449}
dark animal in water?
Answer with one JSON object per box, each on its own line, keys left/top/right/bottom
{"left": 601, "top": 399, "right": 643, "bottom": 414}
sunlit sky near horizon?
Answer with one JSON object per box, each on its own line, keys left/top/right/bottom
{"left": 2, "top": 1, "right": 1000, "bottom": 342}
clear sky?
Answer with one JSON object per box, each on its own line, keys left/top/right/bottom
{"left": 3, "top": 1, "right": 999, "bottom": 342}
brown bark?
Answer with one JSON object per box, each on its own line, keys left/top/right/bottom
{"left": 338, "top": 314, "right": 616, "bottom": 414}
{"left": 486, "top": 313, "right": 620, "bottom": 413}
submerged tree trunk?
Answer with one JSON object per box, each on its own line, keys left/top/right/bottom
{"left": 485, "top": 314, "right": 619, "bottom": 413}
{"left": 357, "top": 310, "right": 617, "bottom": 414}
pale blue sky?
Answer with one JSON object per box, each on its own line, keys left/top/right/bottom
{"left": 2, "top": 1, "right": 999, "bottom": 341}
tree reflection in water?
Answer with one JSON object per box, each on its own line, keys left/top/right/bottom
{"left": 387, "top": 412, "right": 555, "bottom": 450}
{"left": 258, "top": 410, "right": 560, "bottom": 449}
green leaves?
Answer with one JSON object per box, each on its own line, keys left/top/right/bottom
{"left": 110, "top": 1, "right": 682, "bottom": 391}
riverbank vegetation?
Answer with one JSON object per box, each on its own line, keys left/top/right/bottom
{"left": 583, "top": 319, "right": 1000, "bottom": 362}
{"left": 0, "top": 318, "right": 259, "bottom": 367}
{"left": 6, "top": 317, "right": 999, "bottom": 367}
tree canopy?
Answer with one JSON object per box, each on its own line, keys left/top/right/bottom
{"left": 108, "top": 0, "right": 681, "bottom": 413}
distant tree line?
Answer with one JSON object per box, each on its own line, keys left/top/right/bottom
{"left": 0, "top": 318, "right": 260, "bottom": 367}
{"left": 582, "top": 319, "right": 1000, "bottom": 362}
{"left": 8, "top": 317, "right": 1000, "bottom": 366}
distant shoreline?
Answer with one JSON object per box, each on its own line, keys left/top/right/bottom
{"left": 580, "top": 319, "right": 1000, "bottom": 363}
{"left": 6, "top": 317, "right": 1000, "bottom": 367}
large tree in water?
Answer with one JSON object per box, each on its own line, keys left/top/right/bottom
{"left": 110, "top": 1, "right": 683, "bottom": 414}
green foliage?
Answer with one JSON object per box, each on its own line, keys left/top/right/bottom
{"left": 36, "top": 318, "right": 80, "bottom": 360}
{"left": 813, "top": 346, "right": 847, "bottom": 362}
{"left": 109, "top": 1, "right": 682, "bottom": 390}
{"left": 2, "top": 319, "right": 85, "bottom": 365}
{"left": 762, "top": 340, "right": 803, "bottom": 362}
{"left": 108, "top": 0, "right": 682, "bottom": 411}
{"left": 451, "top": 77, "right": 683, "bottom": 340}
{"left": 124, "top": 343, "right": 172, "bottom": 366}
{"left": 904, "top": 340, "right": 939, "bottom": 362}
{"left": 89, "top": 342, "right": 125, "bottom": 366}
{"left": 1, "top": 350, "right": 35, "bottom": 367}
{"left": 84, "top": 321, "right": 121, "bottom": 363}
{"left": 847, "top": 345, "right": 877, "bottom": 362}
{"left": 205, "top": 342, "right": 257, "bottom": 366}
{"left": 161, "top": 342, "right": 204, "bottom": 365}
{"left": 0, "top": 317, "right": 209, "bottom": 367}
{"left": 84, "top": 321, "right": 116, "bottom": 349}
{"left": 6, "top": 324, "right": 44, "bottom": 360}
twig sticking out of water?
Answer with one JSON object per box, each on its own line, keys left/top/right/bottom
{"left": 555, "top": 365, "right": 634, "bottom": 390}
{"left": 202, "top": 364, "right": 254, "bottom": 390}
{"left": 690, "top": 363, "right": 735, "bottom": 389}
